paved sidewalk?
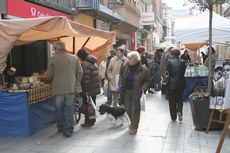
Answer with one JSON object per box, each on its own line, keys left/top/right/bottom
{"left": 0, "top": 92, "right": 230, "bottom": 153}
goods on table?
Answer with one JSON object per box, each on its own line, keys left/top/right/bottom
{"left": 185, "top": 65, "right": 208, "bottom": 77}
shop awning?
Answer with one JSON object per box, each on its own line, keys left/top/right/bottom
{"left": 0, "top": 16, "right": 116, "bottom": 73}
{"left": 175, "top": 12, "right": 230, "bottom": 43}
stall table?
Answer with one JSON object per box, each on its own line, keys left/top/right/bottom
{"left": 0, "top": 85, "right": 56, "bottom": 137}
{"left": 183, "top": 76, "right": 208, "bottom": 102}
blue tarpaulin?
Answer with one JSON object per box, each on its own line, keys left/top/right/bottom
{"left": 183, "top": 76, "right": 208, "bottom": 102}
{"left": 0, "top": 90, "right": 56, "bottom": 137}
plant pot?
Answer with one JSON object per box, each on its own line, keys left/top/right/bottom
{"left": 190, "top": 99, "right": 225, "bottom": 131}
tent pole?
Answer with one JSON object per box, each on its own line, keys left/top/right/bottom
{"left": 81, "top": 37, "right": 91, "bottom": 49}
{"left": 73, "top": 37, "right": 75, "bottom": 55}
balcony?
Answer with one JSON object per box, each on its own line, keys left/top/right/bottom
{"left": 76, "top": 0, "right": 100, "bottom": 11}
{"left": 109, "top": 0, "right": 141, "bottom": 29}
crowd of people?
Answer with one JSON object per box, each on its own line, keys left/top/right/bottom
{"left": 47, "top": 41, "right": 190, "bottom": 138}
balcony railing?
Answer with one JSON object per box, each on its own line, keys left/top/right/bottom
{"left": 76, "top": 0, "right": 100, "bottom": 11}
{"left": 108, "top": 0, "right": 141, "bottom": 28}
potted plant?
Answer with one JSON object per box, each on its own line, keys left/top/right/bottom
{"left": 189, "top": 91, "right": 224, "bottom": 131}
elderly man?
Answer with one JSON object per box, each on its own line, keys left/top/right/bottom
{"left": 47, "top": 41, "right": 83, "bottom": 138}
{"left": 119, "top": 51, "right": 150, "bottom": 135}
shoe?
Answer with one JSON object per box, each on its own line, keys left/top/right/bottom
{"left": 58, "top": 128, "right": 63, "bottom": 133}
{"left": 80, "top": 123, "right": 94, "bottom": 127}
{"left": 63, "top": 131, "right": 73, "bottom": 138}
{"left": 129, "top": 125, "right": 133, "bottom": 129}
{"left": 178, "top": 112, "right": 183, "bottom": 121}
{"left": 129, "top": 128, "right": 137, "bottom": 135}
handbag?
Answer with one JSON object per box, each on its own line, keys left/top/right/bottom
{"left": 79, "top": 96, "right": 95, "bottom": 116}
{"left": 162, "top": 70, "right": 169, "bottom": 85}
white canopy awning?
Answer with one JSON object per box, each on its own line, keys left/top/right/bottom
{"left": 175, "top": 11, "right": 230, "bottom": 43}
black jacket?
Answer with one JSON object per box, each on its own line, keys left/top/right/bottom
{"left": 167, "top": 56, "right": 186, "bottom": 90}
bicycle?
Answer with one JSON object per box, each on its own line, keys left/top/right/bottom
{"left": 74, "top": 96, "right": 82, "bottom": 123}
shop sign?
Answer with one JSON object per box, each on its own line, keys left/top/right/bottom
{"left": 96, "top": 19, "right": 110, "bottom": 31}
{"left": 113, "top": 28, "right": 122, "bottom": 37}
{"left": 26, "top": 0, "right": 72, "bottom": 13}
{"left": 6, "top": 0, "right": 70, "bottom": 19}
{"left": 140, "top": 13, "right": 154, "bottom": 26}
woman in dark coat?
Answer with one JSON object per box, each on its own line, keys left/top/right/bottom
{"left": 77, "top": 49, "right": 100, "bottom": 127}
{"left": 166, "top": 49, "right": 186, "bottom": 122}
{"left": 181, "top": 50, "right": 191, "bottom": 64}
{"left": 119, "top": 51, "right": 151, "bottom": 135}
{"left": 148, "top": 52, "right": 161, "bottom": 92}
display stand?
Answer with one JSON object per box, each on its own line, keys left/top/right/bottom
{"left": 206, "top": 109, "right": 230, "bottom": 153}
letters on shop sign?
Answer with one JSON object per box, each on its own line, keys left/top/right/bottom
{"left": 31, "top": 7, "right": 51, "bottom": 17}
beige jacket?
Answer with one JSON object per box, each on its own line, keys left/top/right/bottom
{"left": 47, "top": 52, "right": 83, "bottom": 95}
{"left": 107, "top": 56, "right": 128, "bottom": 91}
{"left": 99, "top": 60, "right": 107, "bottom": 79}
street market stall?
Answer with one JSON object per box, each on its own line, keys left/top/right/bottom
{"left": 175, "top": 11, "right": 230, "bottom": 131}
{"left": 175, "top": 11, "right": 230, "bottom": 102}
{"left": 0, "top": 17, "right": 115, "bottom": 136}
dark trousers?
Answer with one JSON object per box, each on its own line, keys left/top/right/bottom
{"left": 83, "top": 95, "right": 96, "bottom": 124}
{"left": 168, "top": 89, "right": 183, "bottom": 121}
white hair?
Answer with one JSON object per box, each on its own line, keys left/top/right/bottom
{"left": 127, "top": 51, "right": 141, "bottom": 62}
{"left": 54, "top": 41, "right": 66, "bottom": 52}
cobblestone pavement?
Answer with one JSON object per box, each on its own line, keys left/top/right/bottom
{"left": 0, "top": 92, "right": 230, "bottom": 153}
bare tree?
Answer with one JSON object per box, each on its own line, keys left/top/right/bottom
{"left": 187, "top": 0, "right": 229, "bottom": 94}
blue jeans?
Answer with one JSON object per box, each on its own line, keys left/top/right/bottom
{"left": 55, "top": 94, "right": 75, "bottom": 133}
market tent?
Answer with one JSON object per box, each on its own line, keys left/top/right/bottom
{"left": 183, "top": 43, "right": 206, "bottom": 51}
{"left": 156, "top": 41, "right": 176, "bottom": 48}
{"left": 0, "top": 17, "right": 115, "bottom": 73}
{"left": 175, "top": 12, "right": 230, "bottom": 43}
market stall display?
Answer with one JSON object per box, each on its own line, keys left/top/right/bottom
{"left": 183, "top": 64, "right": 209, "bottom": 101}
{"left": 0, "top": 17, "right": 116, "bottom": 136}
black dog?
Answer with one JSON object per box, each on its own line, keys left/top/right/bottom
{"left": 99, "top": 104, "right": 130, "bottom": 127}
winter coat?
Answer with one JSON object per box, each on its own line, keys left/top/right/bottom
{"left": 99, "top": 60, "right": 106, "bottom": 79}
{"left": 107, "top": 56, "right": 128, "bottom": 91}
{"left": 167, "top": 56, "right": 186, "bottom": 90}
{"left": 47, "top": 52, "right": 83, "bottom": 95}
{"left": 119, "top": 62, "right": 151, "bottom": 107}
{"left": 148, "top": 59, "right": 161, "bottom": 87}
{"left": 181, "top": 54, "right": 191, "bottom": 63}
{"left": 81, "top": 55, "right": 100, "bottom": 97}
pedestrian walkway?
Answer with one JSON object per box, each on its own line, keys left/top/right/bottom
{"left": 0, "top": 92, "right": 230, "bottom": 153}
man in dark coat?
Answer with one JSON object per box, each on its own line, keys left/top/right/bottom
{"left": 119, "top": 51, "right": 150, "bottom": 135}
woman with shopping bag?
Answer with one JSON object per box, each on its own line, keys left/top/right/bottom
{"left": 119, "top": 51, "right": 151, "bottom": 135}
{"left": 77, "top": 49, "right": 100, "bottom": 127}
